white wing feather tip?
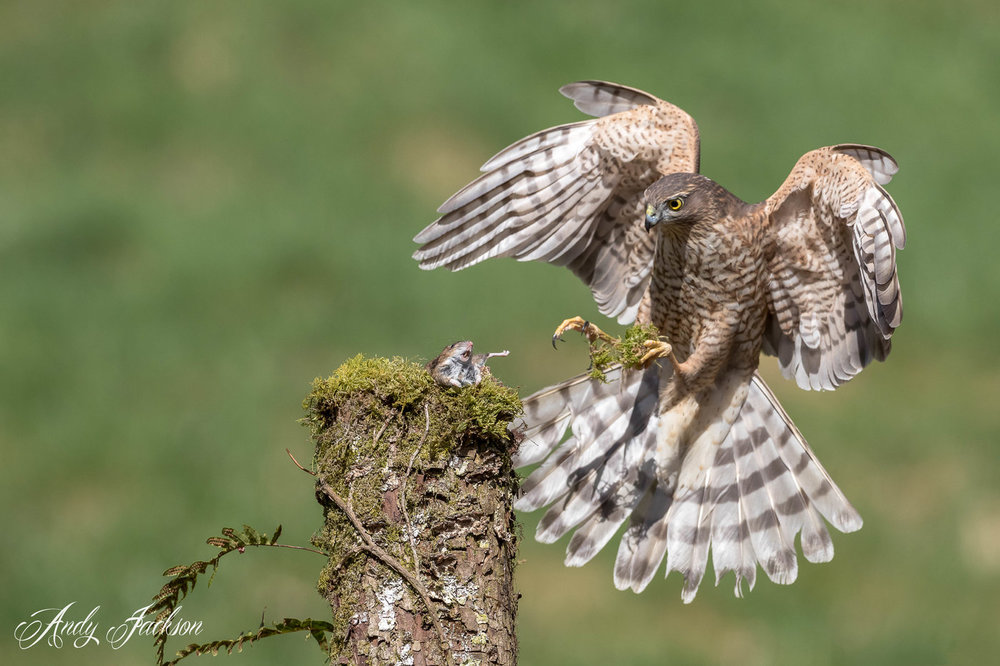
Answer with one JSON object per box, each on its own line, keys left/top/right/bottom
{"left": 833, "top": 143, "right": 900, "bottom": 184}
{"left": 559, "top": 80, "right": 660, "bottom": 117}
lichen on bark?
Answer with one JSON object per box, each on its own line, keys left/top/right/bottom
{"left": 304, "top": 355, "right": 521, "bottom": 665}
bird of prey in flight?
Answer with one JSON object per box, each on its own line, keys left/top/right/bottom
{"left": 413, "top": 81, "right": 905, "bottom": 602}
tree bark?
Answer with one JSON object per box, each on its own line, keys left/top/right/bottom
{"left": 305, "top": 355, "right": 520, "bottom": 665}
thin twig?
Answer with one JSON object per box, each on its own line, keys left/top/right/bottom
{"left": 279, "top": 452, "right": 332, "bottom": 555}
{"left": 400, "top": 403, "right": 430, "bottom": 572}
{"left": 260, "top": 543, "right": 327, "bottom": 557}
{"left": 317, "top": 478, "right": 454, "bottom": 666}
{"left": 286, "top": 449, "right": 315, "bottom": 476}
{"left": 372, "top": 412, "right": 394, "bottom": 446}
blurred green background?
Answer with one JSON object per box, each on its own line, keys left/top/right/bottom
{"left": 2, "top": 1, "right": 998, "bottom": 664}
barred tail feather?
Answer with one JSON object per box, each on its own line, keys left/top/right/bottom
{"left": 564, "top": 464, "right": 656, "bottom": 567}
{"left": 534, "top": 391, "right": 658, "bottom": 543}
{"left": 614, "top": 484, "right": 672, "bottom": 592}
{"left": 747, "top": 375, "right": 863, "bottom": 534}
{"left": 518, "top": 397, "right": 638, "bottom": 516}
{"left": 706, "top": 440, "right": 758, "bottom": 596}
{"left": 689, "top": 372, "right": 859, "bottom": 601}
{"left": 731, "top": 415, "right": 799, "bottom": 586}
{"left": 514, "top": 363, "right": 660, "bottom": 512}
{"left": 511, "top": 365, "right": 861, "bottom": 602}
{"left": 511, "top": 366, "right": 623, "bottom": 468}
{"left": 664, "top": 373, "right": 750, "bottom": 602}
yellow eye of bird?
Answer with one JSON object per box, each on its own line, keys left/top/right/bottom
{"left": 667, "top": 198, "right": 683, "bottom": 211}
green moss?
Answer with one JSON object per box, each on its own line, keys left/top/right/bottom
{"left": 587, "top": 323, "right": 662, "bottom": 382}
{"left": 303, "top": 356, "right": 521, "bottom": 529}
{"left": 304, "top": 354, "right": 521, "bottom": 461}
{"left": 303, "top": 354, "right": 434, "bottom": 423}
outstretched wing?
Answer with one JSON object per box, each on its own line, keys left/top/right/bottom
{"left": 763, "top": 144, "right": 906, "bottom": 390}
{"left": 413, "top": 80, "right": 700, "bottom": 324}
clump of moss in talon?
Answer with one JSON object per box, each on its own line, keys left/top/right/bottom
{"left": 587, "top": 323, "right": 662, "bottom": 382}
{"left": 587, "top": 340, "right": 617, "bottom": 382}
{"left": 618, "top": 323, "right": 663, "bottom": 368}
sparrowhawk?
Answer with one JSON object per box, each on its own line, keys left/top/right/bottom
{"left": 413, "top": 81, "right": 905, "bottom": 602}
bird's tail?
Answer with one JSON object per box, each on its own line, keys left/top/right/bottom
{"left": 512, "top": 363, "right": 862, "bottom": 603}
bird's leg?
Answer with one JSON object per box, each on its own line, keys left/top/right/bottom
{"left": 551, "top": 316, "right": 618, "bottom": 349}
{"left": 639, "top": 339, "right": 682, "bottom": 374}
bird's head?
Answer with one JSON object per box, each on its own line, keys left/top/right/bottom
{"left": 643, "top": 173, "right": 719, "bottom": 231}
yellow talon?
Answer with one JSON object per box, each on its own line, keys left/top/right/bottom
{"left": 552, "top": 316, "right": 618, "bottom": 348}
{"left": 638, "top": 339, "right": 674, "bottom": 367}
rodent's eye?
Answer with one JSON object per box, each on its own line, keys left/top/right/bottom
{"left": 667, "top": 197, "right": 683, "bottom": 211}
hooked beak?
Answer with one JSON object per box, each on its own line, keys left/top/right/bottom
{"left": 644, "top": 203, "right": 659, "bottom": 232}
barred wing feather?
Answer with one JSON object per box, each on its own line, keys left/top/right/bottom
{"left": 413, "top": 81, "right": 700, "bottom": 324}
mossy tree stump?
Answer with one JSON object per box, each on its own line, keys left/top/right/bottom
{"left": 305, "top": 355, "right": 521, "bottom": 665}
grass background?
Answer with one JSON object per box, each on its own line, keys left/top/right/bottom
{"left": 2, "top": 1, "right": 998, "bottom": 664}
